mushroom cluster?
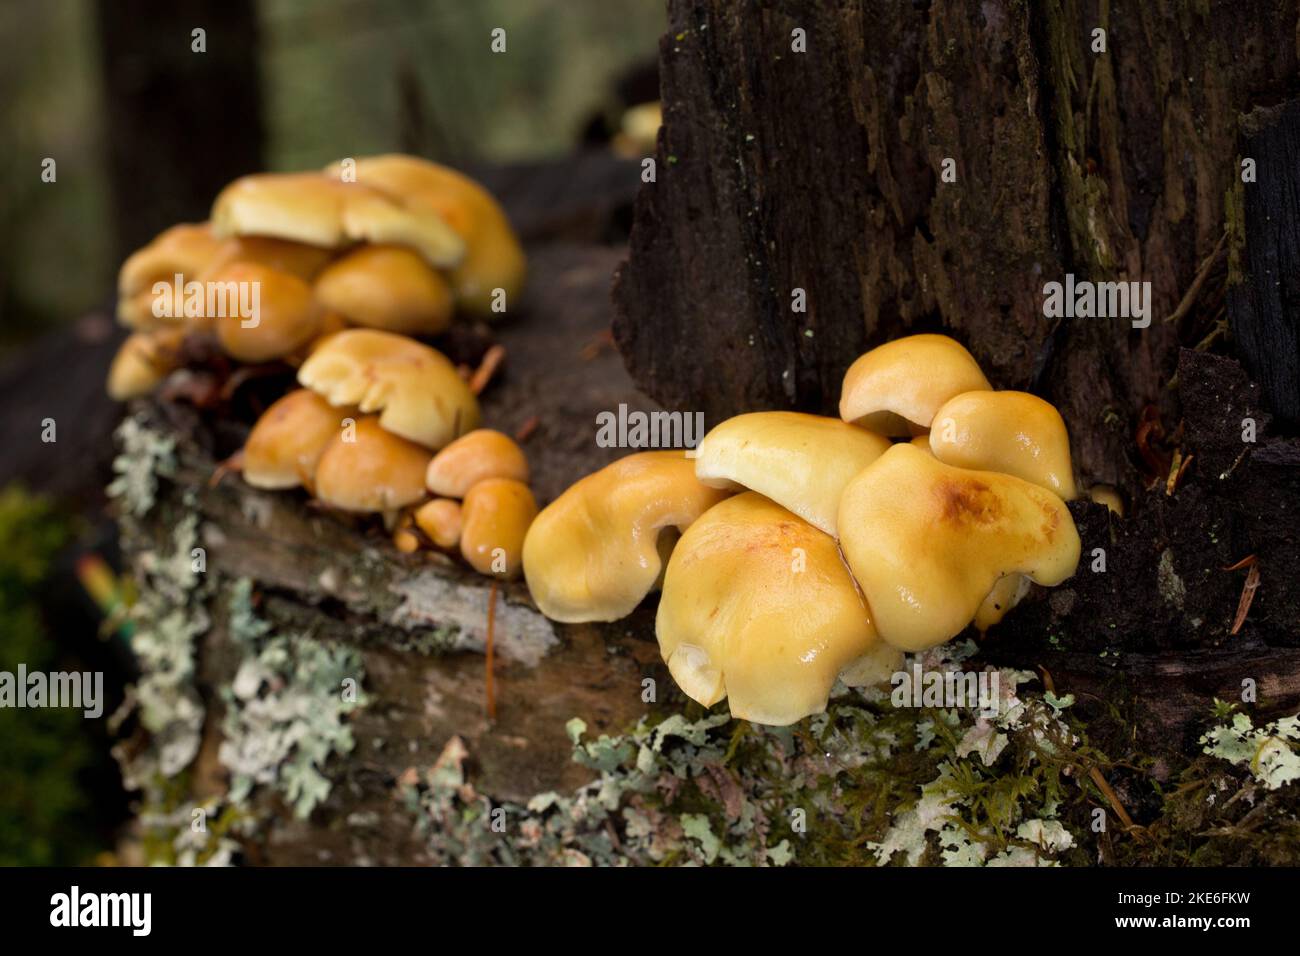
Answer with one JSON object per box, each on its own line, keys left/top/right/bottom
{"left": 523, "top": 334, "right": 1084, "bottom": 725}
{"left": 106, "top": 154, "right": 538, "bottom": 580}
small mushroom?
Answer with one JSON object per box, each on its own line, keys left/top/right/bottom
{"left": 425, "top": 429, "right": 529, "bottom": 498}
{"left": 211, "top": 171, "right": 464, "bottom": 268}
{"left": 414, "top": 498, "right": 463, "bottom": 549}
{"left": 657, "top": 493, "right": 902, "bottom": 726}
{"left": 693, "top": 411, "right": 890, "bottom": 536}
{"left": 297, "top": 328, "right": 480, "bottom": 450}
{"left": 332, "top": 155, "right": 525, "bottom": 316}
{"left": 314, "top": 417, "right": 431, "bottom": 513}
{"left": 460, "top": 478, "right": 538, "bottom": 578}
{"left": 837, "top": 443, "right": 1080, "bottom": 651}
{"left": 522, "top": 451, "right": 730, "bottom": 622}
{"left": 929, "top": 390, "right": 1078, "bottom": 500}
{"left": 1089, "top": 484, "right": 1125, "bottom": 516}
{"left": 392, "top": 512, "right": 422, "bottom": 553}
{"left": 313, "top": 244, "right": 453, "bottom": 335}
{"left": 972, "top": 573, "right": 1033, "bottom": 632}
{"left": 241, "top": 389, "right": 355, "bottom": 490}
{"left": 209, "top": 261, "right": 324, "bottom": 363}
{"left": 106, "top": 327, "right": 187, "bottom": 400}
{"left": 839, "top": 333, "right": 991, "bottom": 436}
{"left": 116, "top": 222, "right": 225, "bottom": 329}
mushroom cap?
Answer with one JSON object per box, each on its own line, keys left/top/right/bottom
{"left": 313, "top": 244, "right": 453, "bottom": 335}
{"left": 837, "top": 443, "right": 1080, "bottom": 651}
{"left": 656, "top": 493, "right": 902, "bottom": 726}
{"left": 297, "top": 328, "right": 480, "bottom": 450}
{"left": 199, "top": 234, "right": 336, "bottom": 284}
{"left": 117, "top": 223, "right": 225, "bottom": 329}
{"left": 313, "top": 416, "right": 431, "bottom": 513}
{"left": 242, "top": 389, "right": 355, "bottom": 490}
{"left": 209, "top": 261, "right": 324, "bottom": 363}
{"left": 839, "top": 334, "right": 991, "bottom": 436}
{"left": 106, "top": 328, "right": 186, "bottom": 400}
{"left": 329, "top": 155, "right": 525, "bottom": 315}
{"left": 415, "top": 498, "right": 463, "bottom": 549}
{"left": 693, "top": 411, "right": 890, "bottom": 536}
{"left": 460, "top": 478, "right": 538, "bottom": 578}
{"left": 522, "top": 451, "right": 730, "bottom": 623}
{"left": 425, "top": 429, "right": 529, "bottom": 498}
{"left": 211, "top": 171, "right": 465, "bottom": 268}
{"left": 929, "top": 390, "right": 1078, "bottom": 500}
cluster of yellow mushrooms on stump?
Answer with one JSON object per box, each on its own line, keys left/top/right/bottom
{"left": 107, "top": 154, "right": 540, "bottom": 578}
{"left": 107, "top": 166, "right": 1093, "bottom": 729}
{"left": 523, "top": 335, "right": 1088, "bottom": 727}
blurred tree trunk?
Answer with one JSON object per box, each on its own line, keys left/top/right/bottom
{"left": 97, "top": 0, "right": 265, "bottom": 259}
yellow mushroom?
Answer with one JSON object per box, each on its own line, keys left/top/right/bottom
{"left": 693, "top": 411, "right": 890, "bottom": 536}
{"left": 209, "top": 261, "right": 324, "bottom": 363}
{"left": 297, "top": 329, "right": 480, "bottom": 450}
{"left": 106, "top": 327, "right": 187, "bottom": 400}
{"left": 414, "top": 498, "right": 463, "bottom": 549}
{"left": 241, "top": 389, "right": 355, "bottom": 490}
{"left": 328, "top": 155, "right": 525, "bottom": 316}
{"left": 313, "top": 417, "right": 432, "bottom": 513}
{"left": 839, "top": 334, "right": 991, "bottom": 436}
{"left": 838, "top": 443, "right": 1080, "bottom": 651}
{"left": 460, "top": 478, "right": 538, "bottom": 578}
{"left": 199, "top": 234, "right": 335, "bottom": 284}
{"left": 425, "top": 429, "right": 529, "bottom": 498}
{"left": 116, "top": 223, "right": 225, "bottom": 329}
{"left": 929, "top": 390, "right": 1078, "bottom": 500}
{"left": 657, "top": 493, "right": 902, "bottom": 726}
{"left": 313, "top": 244, "right": 453, "bottom": 336}
{"left": 211, "top": 170, "right": 464, "bottom": 268}
{"left": 1089, "top": 484, "right": 1125, "bottom": 516}
{"left": 522, "top": 451, "right": 730, "bottom": 623}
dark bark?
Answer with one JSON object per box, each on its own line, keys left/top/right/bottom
{"left": 614, "top": 0, "right": 1300, "bottom": 488}
{"left": 1229, "top": 100, "right": 1300, "bottom": 423}
{"left": 96, "top": 1, "right": 265, "bottom": 261}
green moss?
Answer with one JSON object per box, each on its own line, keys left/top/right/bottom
{"left": 0, "top": 486, "right": 96, "bottom": 865}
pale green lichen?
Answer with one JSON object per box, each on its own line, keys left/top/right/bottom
{"left": 1200, "top": 709, "right": 1300, "bottom": 791}
{"left": 107, "top": 417, "right": 177, "bottom": 517}
{"left": 114, "top": 496, "right": 209, "bottom": 789}
{"left": 401, "top": 640, "right": 1092, "bottom": 867}
{"left": 219, "top": 579, "right": 369, "bottom": 818}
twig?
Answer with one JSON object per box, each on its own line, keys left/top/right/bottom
{"left": 470, "top": 344, "right": 506, "bottom": 395}
{"left": 1088, "top": 766, "right": 1137, "bottom": 831}
{"left": 1222, "top": 556, "right": 1261, "bottom": 636}
{"left": 1163, "top": 232, "right": 1227, "bottom": 324}
{"left": 514, "top": 415, "right": 540, "bottom": 443}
